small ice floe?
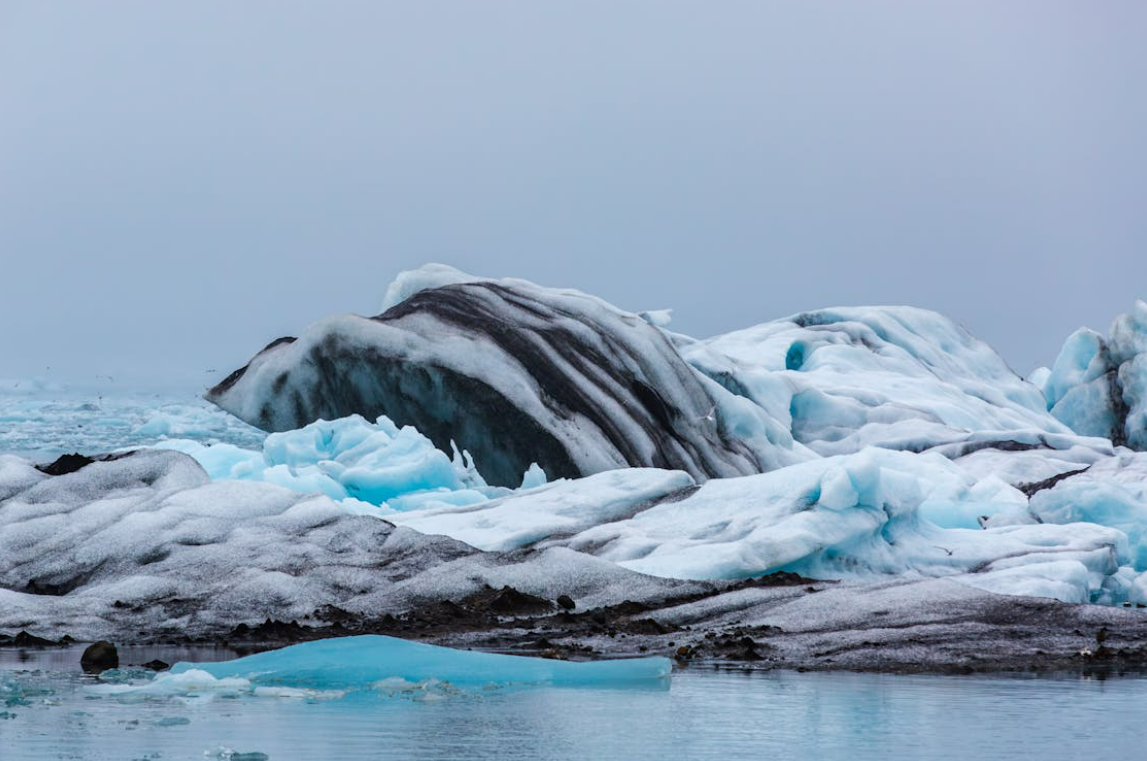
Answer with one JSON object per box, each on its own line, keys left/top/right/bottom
{"left": 87, "top": 636, "right": 670, "bottom": 703}
{"left": 171, "top": 635, "right": 671, "bottom": 692}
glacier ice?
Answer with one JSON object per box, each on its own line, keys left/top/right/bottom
{"left": 676, "top": 305, "right": 1073, "bottom": 457}
{"left": 389, "top": 468, "right": 697, "bottom": 552}
{"left": 206, "top": 265, "right": 805, "bottom": 486}
{"left": 390, "top": 446, "right": 1139, "bottom": 604}
{"left": 167, "top": 635, "right": 671, "bottom": 689}
{"left": 6, "top": 267, "right": 1147, "bottom": 649}
{"left": 0, "top": 450, "right": 699, "bottom": 640}
{"left": 1040, "top": 301, "right": 1147, "bottom": 448}
{"left": 155, "top": 413, "right": 512, "bottom": 509}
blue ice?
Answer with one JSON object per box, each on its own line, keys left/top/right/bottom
{"left": 170, "top": 635, "right": 672, "bottom": 689}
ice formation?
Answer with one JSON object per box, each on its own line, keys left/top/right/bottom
{"left": 676, "top": 306, "right": 1074, "bottom": 457}
{"left": 0, "top": 450, "right": 698, "bottom": 639}
{"left": 0, "top": 387, "right": 265, "bottom": 460}
{"left": 206, "top": 265, "right": 803, "bottom": 486}
{"left": 5, "top": 265, "right": 1147, "bottom": 649}
{"left": 391, "top": 447, "right": 1138, "bottom": 604}
{"left": 168, "top": 635, "right": 671, "bottom": 689}
{"left": 155, "top": 413, "right": 508, "bottom": 509}
{"left": 1034, "top": 301, "right": 1147, "bottom": 448}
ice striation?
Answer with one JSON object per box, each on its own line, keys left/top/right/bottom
{"left": 207, "top": 265, "right": 804, "bottom": 487}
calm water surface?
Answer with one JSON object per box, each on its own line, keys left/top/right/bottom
{"left": 0, "top": 646, "right": 1141, "bottom": 760}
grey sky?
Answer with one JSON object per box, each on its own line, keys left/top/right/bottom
{"left": 1, "top": 1, "right": 1144, "bottom": 390}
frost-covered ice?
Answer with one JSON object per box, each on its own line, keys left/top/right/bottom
{"left": 166, "top": 635, "right": 671, "bottom": 690}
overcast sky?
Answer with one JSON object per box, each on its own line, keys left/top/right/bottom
{"left": 1, "top": 1, "right": 1144, "bottom": 390}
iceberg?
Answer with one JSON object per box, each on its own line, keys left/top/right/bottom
{"left": 168, "top": 635, "right": 672, "bottom": 689}
{"left": 206, "top": 265, "right": 804, "bottom": 487}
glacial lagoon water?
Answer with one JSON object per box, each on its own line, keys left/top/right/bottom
{"left": 2, "top": 647, "right": 1145, "bottom": 761}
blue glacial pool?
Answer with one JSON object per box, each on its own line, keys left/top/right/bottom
{"left": 1, "top": 645, "right": 1143, "bottom": 761}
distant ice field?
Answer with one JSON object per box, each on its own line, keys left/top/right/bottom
{"left": 0, "top": 381, "right": 265, "bottom": 461}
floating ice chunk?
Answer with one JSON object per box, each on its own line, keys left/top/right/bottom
{"left": 171, "top": 635, "right": 671, "bottom": 689}
{"left": 91, "top": 668, "right": 252, "bottom": 698}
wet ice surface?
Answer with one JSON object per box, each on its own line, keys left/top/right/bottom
{"left": 2, "top": 648, "right": 1146, "bottom": 761}
{"left": 0, "top": 384, "right": 265, "bottom": 461}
